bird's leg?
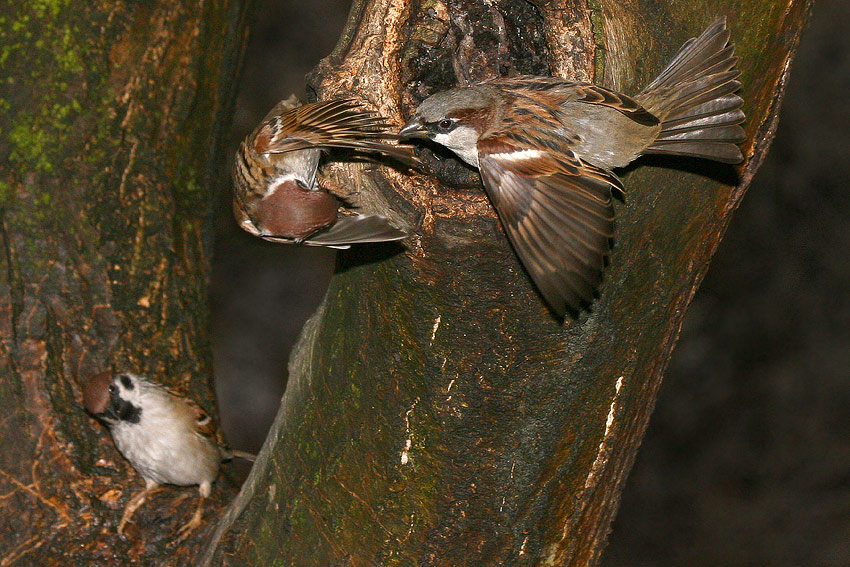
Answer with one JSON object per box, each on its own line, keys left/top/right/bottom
{"left": 118, "top": 478, "right": 160, "bottom": 536}
{"left": 176, "top": 481, "right": 210, "bottom": 542}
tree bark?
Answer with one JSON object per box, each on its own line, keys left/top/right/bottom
{"left": 0, "top": 0, "right": 248, "bottom": 565}
{"left": 203, "top": 1, "right": 812, "bottom": 566}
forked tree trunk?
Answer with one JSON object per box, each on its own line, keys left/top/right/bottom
{"left": 202, "top": 1, "right": 812, "bottom": 566}
{"left": 0, "top": 0, "right": 811, "bottom": 566}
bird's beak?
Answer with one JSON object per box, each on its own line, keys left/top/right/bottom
{"left": 399, "top": 118, "right": 428, "bottom": 139}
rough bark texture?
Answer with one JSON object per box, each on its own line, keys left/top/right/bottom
{"left": 0, "top": 0, "right": 248, "bottom": 564}
{"left": 203, "top": 1, "right": 812, "bottom": 566}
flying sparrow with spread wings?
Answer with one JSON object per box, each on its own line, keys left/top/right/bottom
{"left": 400, "top": 18, "right": 745, "bottom": 316}
{"left": 84, "top": 372, "right": 254, "bottom": 541}
{"left": 233, "top": 96, "right": 415, "bottom": 248}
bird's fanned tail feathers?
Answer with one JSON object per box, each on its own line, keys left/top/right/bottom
{"left": 637, "top": 17, "right": 746, "bottom": 163}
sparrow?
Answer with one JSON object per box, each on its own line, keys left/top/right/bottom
{"left": 83, "top": 372, "right": 254, "bottom": 540}
{"left": 233, "top": 95, "right": 416, "bottom": 248}
{"left": 400, "top": 17, "right": 745, "bottom": 316}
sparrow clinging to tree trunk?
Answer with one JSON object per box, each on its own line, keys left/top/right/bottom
{"left": 233, "top": 96, "right": 416, "bottom": 248}
{"left": 400, "top": 17, "right": 746, "bottom": 316}
{"left": 84, "top": 372, "right": 254, "bottom": 541}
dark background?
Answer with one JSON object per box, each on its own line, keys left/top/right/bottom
{"left": 212, "top": 2, "right": 850, "bottom": 565}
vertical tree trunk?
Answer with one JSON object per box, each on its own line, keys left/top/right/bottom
{"left": 0, "top": 1, "right": 247, "bottom": 564}
{"left": 203, "top": 1, "right": 812, "bottom": 566}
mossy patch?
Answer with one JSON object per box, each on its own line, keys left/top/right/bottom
{"left": 1, "top": 2, "right": 111, "bottom": 180}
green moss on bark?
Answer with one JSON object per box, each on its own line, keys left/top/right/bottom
{"left": 0, "top": 0, "right": 249, "bottom": 564}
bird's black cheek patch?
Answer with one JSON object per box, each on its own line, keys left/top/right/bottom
{"left": 119, "top": 374, "right": 134, "bottom": 390}
{"left": 116, "top": 400, "right": 142, "bottom": 424}
{"left": 108, "top": 391, "right": 142, "bottom": 424}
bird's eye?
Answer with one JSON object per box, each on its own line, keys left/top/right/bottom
{"left": 108, "top": 384, "right": 117, "bottom": 394}
{"left": 437, "top": 119, "right": 455, "bottom": 132}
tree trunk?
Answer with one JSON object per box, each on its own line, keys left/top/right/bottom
{"left": 0, "top": 0, "right": 248, "bottom": 565}
{"left": 202, "top": 1, "right": 812, "bottom": 566}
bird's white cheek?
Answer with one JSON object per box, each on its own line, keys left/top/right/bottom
{"left": 433, "top": 130, "right": 480, "bottom": 168}
{"left": 455, "top": 146, "right": 481, "bottom": 169}
{"left": 432, "top": 132, "right": 453, "bottom": 149}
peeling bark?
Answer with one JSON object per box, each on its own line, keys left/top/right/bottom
{"left": 203, "top": 1, "right": 812, "bottom": 566}
{"left": 0, "top": 0, "right": 248, "bottom": 564}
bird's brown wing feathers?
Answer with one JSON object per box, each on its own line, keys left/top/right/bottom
{"left": 252, "top": 99, "right": 418, "bottom": 166}
{"left": 187, "top": 402, "right": 218, "bottom": 440}
{"left": 477, "top": 130, "right": 622, "bottom": 316}
{"left": 160, "top": 386, "right": 220, "bottom": 442}
{"left": 494, "top": 77, "right": 660, "bottom": 128}
{"left": 570, "top": 84, "right": 661, "bottom": 127}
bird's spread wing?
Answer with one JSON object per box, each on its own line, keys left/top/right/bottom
{"left": 251, "top": 99, "right": 417, "bottom": 166}
{"left": 300, "top": 214, "right": 408, "bottom": 247}
{"left": 257, "top": 214, "right": 408, "bottom": 248}
{"left": 477, "top": 130, "right": 623, "bottom": 316}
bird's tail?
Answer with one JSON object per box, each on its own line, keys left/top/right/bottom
{"left": 303, "top": 214, "right": 408, "bottom": 248}
{"left": 221, "top": 448, "right": 256, "bottom": 462}
{"left": 636, "top": 17, "right": 746, "bottom": 163}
